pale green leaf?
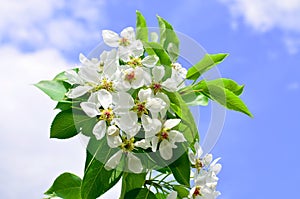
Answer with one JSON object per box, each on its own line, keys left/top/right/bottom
{"left": 45, "top": 172, "right": 81, "bottom": 199}
{"left": 186, "top": 53, "right": 228, "bottom": 81}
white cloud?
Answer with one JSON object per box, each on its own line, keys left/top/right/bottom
{"left": 221, "top": 0, "right": 300, "bottom": 54}
{"left": 0, "top": 46, "right": 121, "bottom": 198}
{"left": 0, "top": 0, "right": 107, "bottom": 51}
{"left": 221, "top": 0, "right": 300, "bottom": 32}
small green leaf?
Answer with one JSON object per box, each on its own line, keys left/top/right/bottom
{"left": 194, "top": 78, "right": 244, "bottom": 96}
{"left": 45, "top": 172, "right": 81, "bottom": 199}
{"left": 136, "top": 10, "right": 148, "bottom": 41}
{"left": 197, "top": 81, "right": 253, "bottom": 117}
{"left": 53, "top": 68, "right": 79, "bottom": 81}
{"left": 120, "top": 172, "right": 147, "bottom": 199}
{"left": 173, "top": 185, "right": 189, "bottom": 198}
{"left": 157, "top": 15, "right": 180, "bottom": 61}
{"left": 73, "top": 110, "right": 98, "bottom": 137}
{"left": 50, "top": 110, "right": 96, "bottom": 139}
{"left": 54, "top": 101, "right": 73, "bottom": 111}
{"left": 181, "top": 89, "right": 209, "bottom": 106}
{"left": 186, "top": 53, "right": 229, "bottom": 81}
{"left": 169, "top": 145, "right": 190, "bottom": 186}
{"left": 155, "top": 193, "right": 167, "bottom": 199}
{"left": 143, "top": 42, "right": 172, "bottom": 66}
{"left": 35, "top": 80, "right": 70, "bottom": 101}
{"left": 81, "top": 138, "right": 123, "bottom": 199}
{"left": 164, "top": 91, "right": 199, "bottom": 145}
{"left": 124, "top": 188, "right": 156, "bottom": 199}
{"left": 50, "top": 110, "right": 78, "bottom": 139}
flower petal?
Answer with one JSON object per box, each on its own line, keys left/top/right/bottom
{"left": 141, "top": 115, "right": 161, "bottom": 137}
{"left": 107, "top": 125, "right": 120, "bottom": 136}
{"left": 131, "top": 68, "right": 144, "bottom": 89}
{"left": 107, "top": 135, "right": 122, "bottom": 148}
{"left": 163, "top": 119, "right": 181, "bottom": 129}
{"left": 120, "top": 27, "right": 135, "bottom": 41}
{"left": 146, "top": 98, "right": 166, "bottom": 113}
{"left": 65, "top": 70, "right": 83, "bottom": 84}
{"left": 67, "top": 85, "right": 92, "bottom": 98}
{"left": 188, "top": 151, "right": 196, "bottom": 165}
{"left": 115, "top": 92, "right": 134, "bottom": 109}
{"left": 105, "top": 150, "right": 123, "bottom": 170}
{"left": 93, "top": 120, "right": 106, "bottom": 140}
{"left": 97, "top": 89, "right": 112, "bottom": 109}
{"left": 152, "top": 65, "right": 165, "bottom": 82}
{"left": 102, "top": 30, "right": 120, "bottom": 47}
{"left": 169, "top": 130, "right": 186, "bottom": 143}
{"left": 80, "top": 102, "right": 100, "bottom": 117}
{"left": 130, "top": 40, "right": 144, "bottom": 57}
{"left": 138, "top": 88, "right": 152, "bottom": 101}
{"left": 161, "top": 78, "right": 178, "bottom": 92}
{"left": 134, "top": 139, "right": 151, "bottom": 149}
{"left": 159, "top": 140, "right": 173, "bottom": 160}
{"left": 78, "top": 66, "right": 100, "bottom": 84}
{"left": 194, "top": 142, "right": 203, "bottom": 158}
{"left": 127, "top": 153, "right": 143, "bottom": 173}
{"left": 142, "top": 55, "right": 158, "bottom": 68}
{"left": 151, "top": 137, "right": 159, "bottom": 152}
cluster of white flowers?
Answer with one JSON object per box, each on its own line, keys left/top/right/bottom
{"left": 65, "top": 27, "right": 188, "bottom": 174}
{"left": 166, "top": 143, "right": 222, "bottom": 199}
{"left": 188, "top": 143, "right": 222, "bottom": 199}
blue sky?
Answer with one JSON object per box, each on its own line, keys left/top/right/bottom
{"left": 0, "top": 0, "right": 299, "bottom": 198}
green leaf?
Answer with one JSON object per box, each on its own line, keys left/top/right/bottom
{"left": 81, "top": 138, "right": 123, "bottom": 199}
{"left": 143, "top": 42, "right": 172, "bottom": 66}
{"left": 54, "top": 101, "right": 73, "bottom": 111}
{"left": 194, "top": 78, "right": 244, "bottom": 96}
{"left": 155, "top": 193, "right": 167, "bottom": 199}
{"left": 50, "top": 110, "right": 78, "bottom": 139}
{"left": 136, "top": 10, "right": 148, "bottom": 41}
{"left": 53, "top": 72, "right": 68, "bottom": 81}
{"left": 124, "top": 188, "right": 156, "bottom": 199}
{"left": 73, "top": 110, "right": 98, "bottom": 137}
{"left": 181, "top": 89, "right": 209, "bottom": 106}
{"left": 45, "top": 172, "right": 81, "bottom": 199}
{"left": 120, "top": 172, "right": 147, "bottom": 199}
{"left": 34, "top": 80, "right": 70, "bottom": 101}
{"left": 169, "top": 144, "right": 190, "bottom": 186}
{"left": 173, "top": 185, "right": 189, "bottom": 198}
{"left": 50, "top": 109, "right": 96, "bottom": 139}
{"left": 186, "top": 53, "right": 229, "bottom": 81}
{"left": 164, "top": 91, "right": 199, "bottom": 145}
{"left": 53, "top": 68, "right": 79, "bottom": 81}
{"left": 157, "top": 15, "right": 180, "bottom": 61}
{"left": 196, "top": 80, "right": 253, "bottom": 117}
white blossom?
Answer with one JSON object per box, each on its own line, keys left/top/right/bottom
{"left": 80, "top": 90, "right": 121, "bottom": 140}
{"left": 188, "top": 143, "right": 222, "bottom": 199}
{"left": 142, "top": 117, "right": 186, "bottom": 160}
{"left": 102, "top": 27, "right": 144, "bottom": 59}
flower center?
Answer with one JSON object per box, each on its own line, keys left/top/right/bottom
{"left": 157, "top": 128, "right": 169, "bottom": 141}
{"left": 119, "top": 37, "right": 130, "bottom": 46}
{"left": 100, "top": 78, "right": 114, "bottom": 92}
{"left": 132, "top": 101, "right": 148, "bottom": 117}
{"left": 195, "top": 158, "right": 204, "bottom": 172}
{"left": 99, "top": 108, "right": 114, "bottom": 122}
{"left": 121, "top": 137, "right": 135, "bottom": 152}
{"left": 150, "top": 83, "right": 162, "bottom": 94}
{"left": 125, "top": 71, "right": 135, "bottom": 82}
{"left": 193, "top": 186, "right": 201, "bottom": 197}
{"left": 127, "top": 57, "right": 142, "bottom": 68}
